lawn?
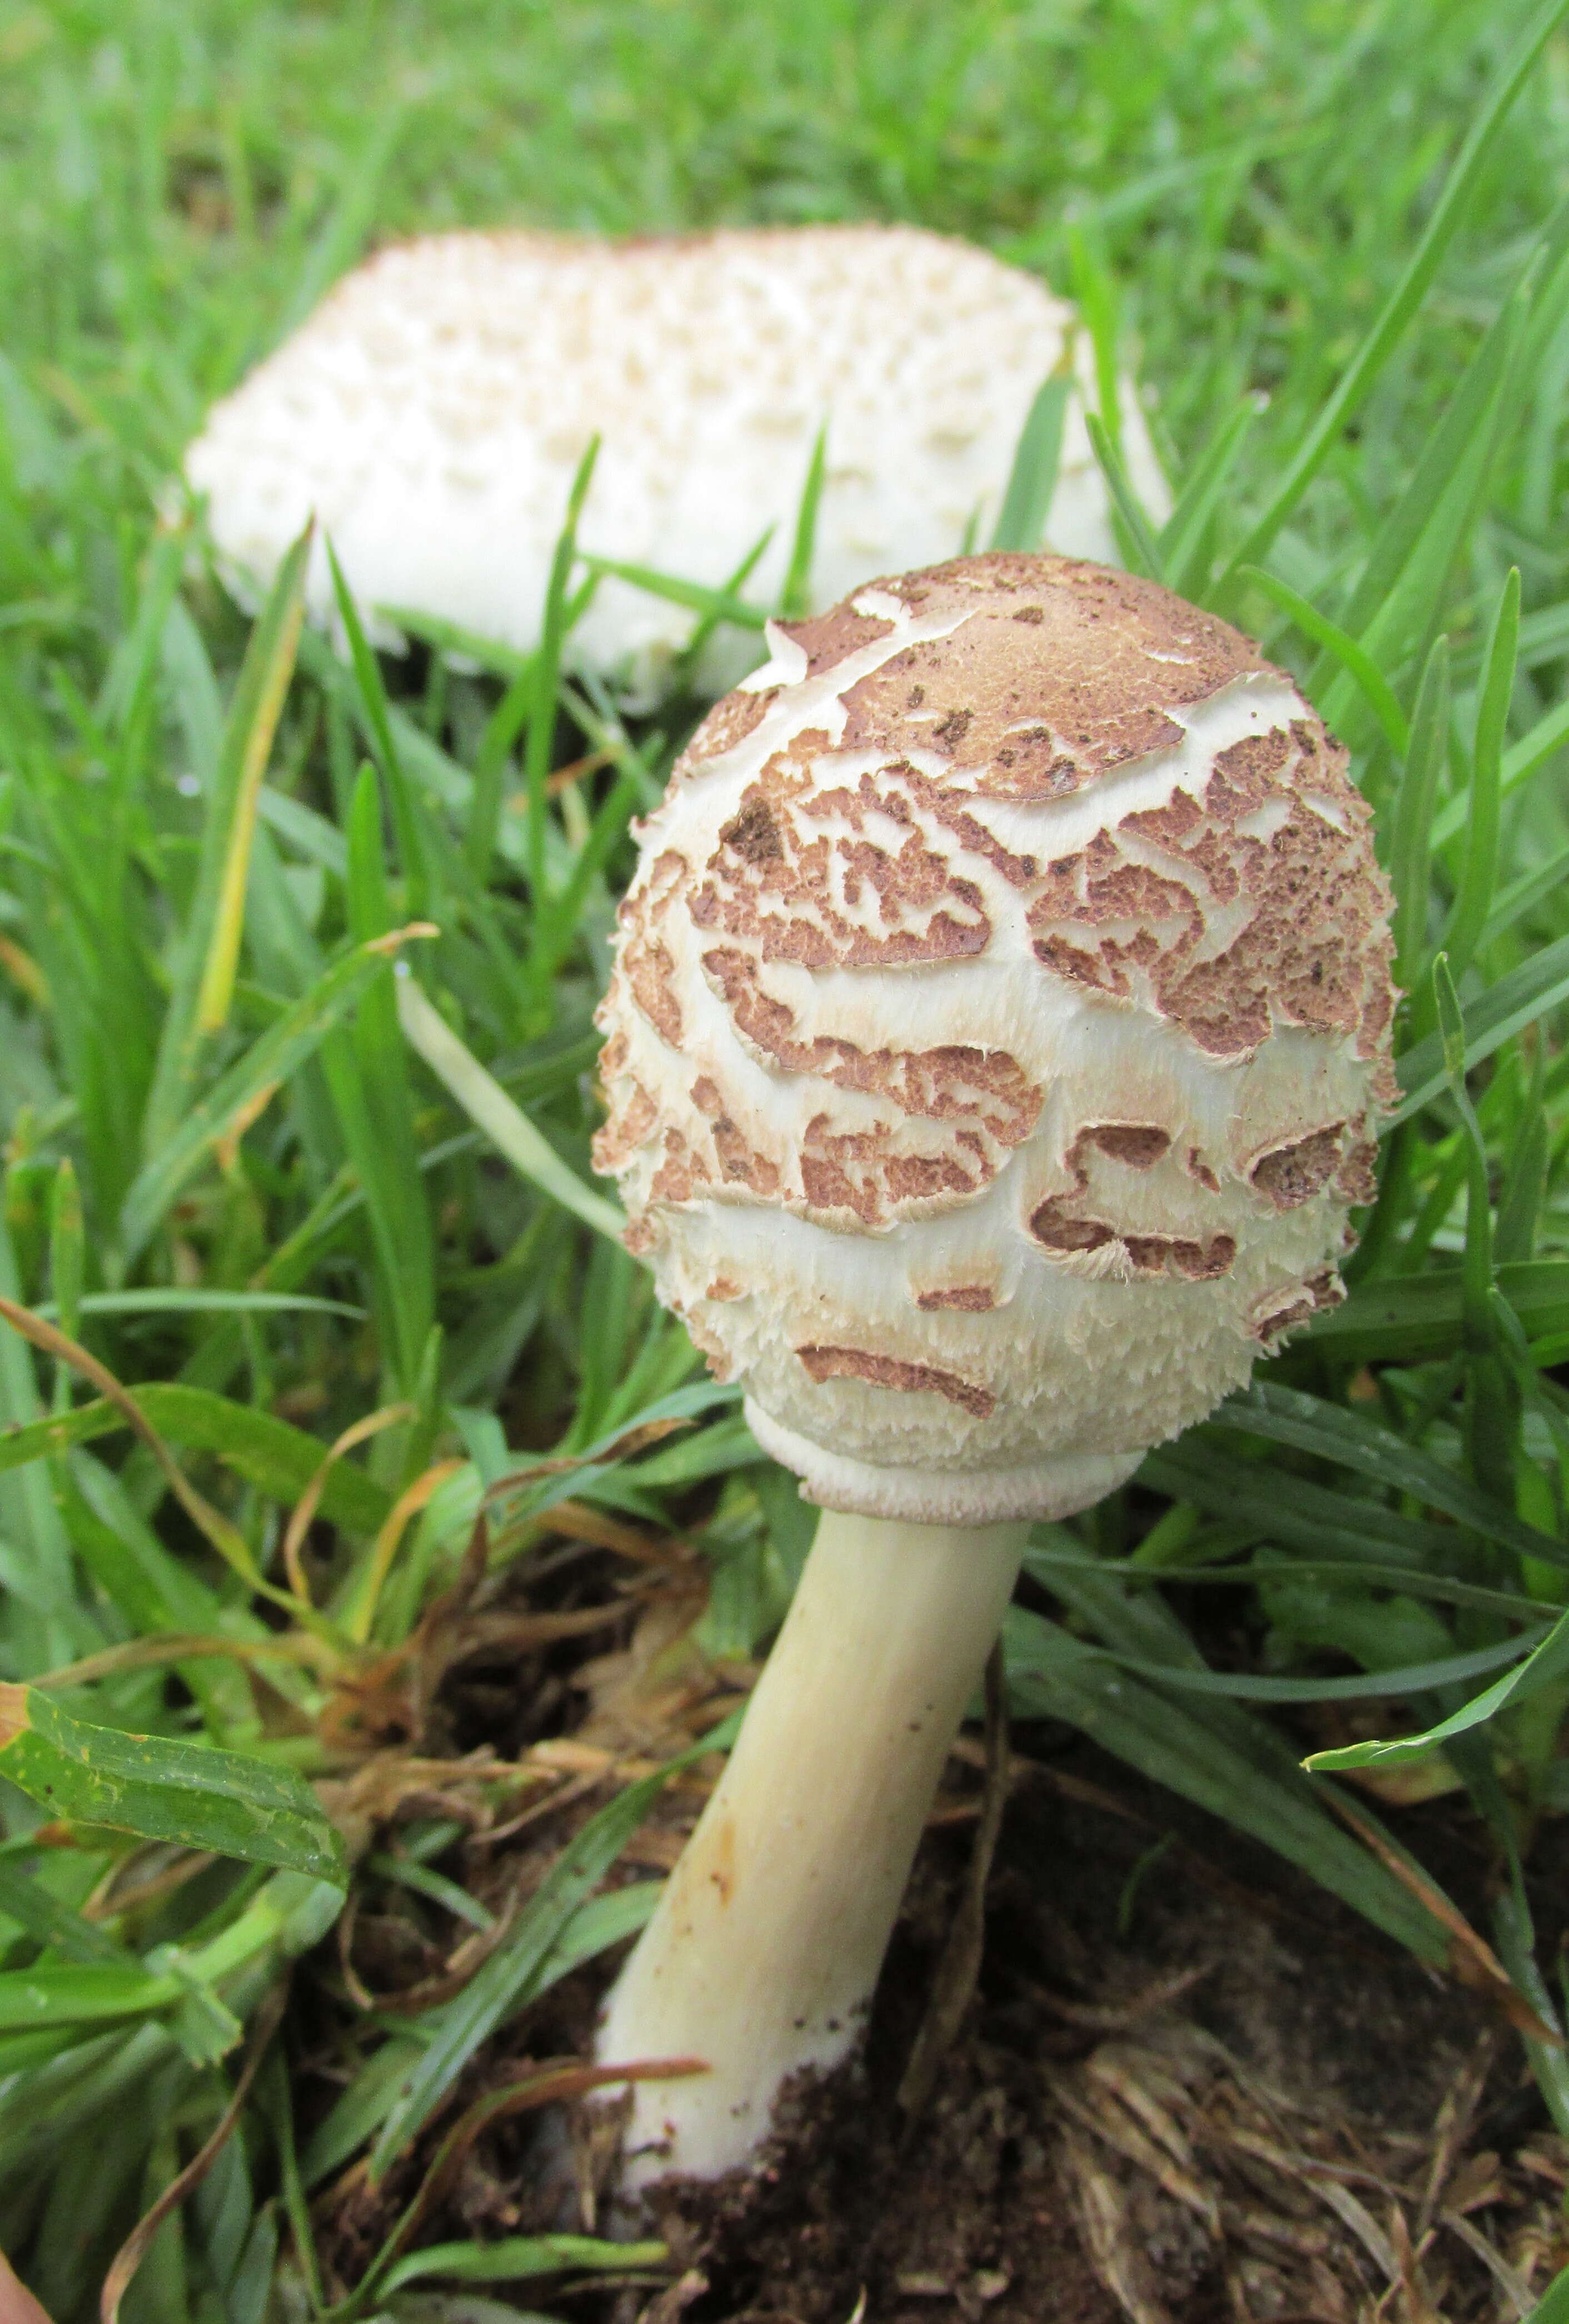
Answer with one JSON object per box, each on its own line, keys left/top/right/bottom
{"left": 3, "top": 1, "right": 1569, "bottom": 2318}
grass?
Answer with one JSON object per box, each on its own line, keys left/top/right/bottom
{"left": 3, "top": 0, "right": 1569, "bottom": 2316}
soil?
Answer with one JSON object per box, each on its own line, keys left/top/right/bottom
{"left": 623, "top": 1741, "right": 1569, "bottom": 2324}
{"left": 306, "top": 1541, "right": 1569, "bottom": 2323}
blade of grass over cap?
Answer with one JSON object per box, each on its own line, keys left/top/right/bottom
{"left": 779, "top": 423, "right": 828, "bottom": 617}
{"left": 580, "top": 554, "right": 770, "bottom": 632}
{"left": 396, "top": 971, "right": 625, "bottom": 1242}
{"left": 1220, "top": 0, "right": 1569, "bottom": 583}
{"left": 1160, "top": 394, "right": 1261, "bottom": 598}
{"left": 1238, "top": 566, "right": 1408, "bottom": 756}
{"left": 327, "top": 544, "right": 431, "bottom": 921}
{"left": 1085, "top": 409, "right": 1164, "bottom": 580}
{"left": 991, "top": 374, "right": 1070, "bottom": 553}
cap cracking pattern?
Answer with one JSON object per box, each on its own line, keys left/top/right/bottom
{"left": 594, "top": 555, "right": 1397, "bottom": 1522}
{"left": 183, "top": 226, "right": 1166, "bottom": 697}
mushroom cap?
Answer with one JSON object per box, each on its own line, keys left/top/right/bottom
{"left": 182, "top": 226, "right": 1167, "bottom": 696}
{"left": 593, "top": 553, "right": 1397, "bottom": 1524}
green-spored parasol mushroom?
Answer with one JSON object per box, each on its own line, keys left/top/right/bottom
{"left": 182, "top": 226, "right": 1166, "bottom": 697}
{"left": 590, "top": 551, "right": 1397, "bottom": 2184}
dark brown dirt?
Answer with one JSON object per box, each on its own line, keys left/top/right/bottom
{"left": 304, "top": 1540, "right": 1569, "bottom": 2322}
{"left": 620, "top": 1739, "right": 1563, "bottom": 2324}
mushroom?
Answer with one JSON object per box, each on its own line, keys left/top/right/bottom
{"left": 590, "top": 551, "right": 1396, "bottom": 2186}
{"left": 182, "top": 227, "right": 1167, "bottom": 696}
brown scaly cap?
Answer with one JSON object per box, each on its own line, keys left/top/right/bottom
{"left": 596, "top": 553, "right": 1397, "bottom": 1524}
{"left": 684, "top": 553, "right": 1272, "bottom": 798}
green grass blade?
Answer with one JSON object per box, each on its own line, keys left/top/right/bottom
{"left": 991, "top": 375, "right": 1071, "bottom": 553}
{"left": 1306, "top": 1604, "right": 1569, "bottom": 1774}
{"left": 1209, "top": 1384, "right": 1566, "bottom": 1570}
{"left": 1433, "top": 689, "right": 1569, "bottom": 848}
{"left": 1391, "top": 931, "right": 1569, "bottom": 1124}
{"left": 1002, "top": 1604, "right": 1446, "bottom": 1960}
{"left": 0, "top": 1859, "right": 129, "bottom": 1965}
{"left": 396, "top": 974, "right": 625, "bottom": 1242}
{"left": 1160, "top": 394, "right": 1261, "bottom": 597}
{"left": 1239, "top": 565, "right": 1408, "bottom": 755}
{"left": 1391, "top": 636, "right": 1450, "bottom": 992}
{"left": 380, "top": 2237, "right": 667, "bottom": 2297}
{"left": 368, "top": 1714, "right": 739, "bottom": 2176}
{"left": 0, "top": 1686, "right": 345, "bottom": 1882}
{"left": 1222, "top": 0, "right": 1569, "bottom": 579}
{"left": 1085, "top": 409, "right": 1164, "bottom": 579}
{"left": 120, "top": 926, "right": 435, "bottom": 1265}
{"left": 142, "top": 525, "right": 314, "bottom": 1156}
{"left": 779, "top": 423, "right": 828, "bottom": 617}
{"left": 1443, "top": 567, "right": 1520, "bottom": 983}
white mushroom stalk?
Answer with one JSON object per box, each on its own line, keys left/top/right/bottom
{"left": 597, "top": 1509, "right": 1026, "bottom": 2181}
{"left": 592, "top": 552, "right": 1398, "bottom": 2186}
{"left": 182, "top": 226, "right": 1166, "bottom": 698}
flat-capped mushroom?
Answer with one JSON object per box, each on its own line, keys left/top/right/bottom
{"left": 182, "top": 227, "right": 1166, "bottom": 696}
{"left": 590, "top": 552, "right": 1397, "bottom": 2187}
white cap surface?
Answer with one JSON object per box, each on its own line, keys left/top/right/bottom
{"left": 183, "top": 226, "right": 1167, "bottom": 694}
{"left": 593, "top": 554, "right": 1397, "bottom": 1522}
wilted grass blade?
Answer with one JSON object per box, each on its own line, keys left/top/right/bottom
{"left": 0, "top": 1381, "right": 390, "bottom": 1535}
{"left": 195, "top": 540, "right": 310, "bottom": 1036}
{"left": 300, "top": 1881, "right": 658, "bottom": 2186}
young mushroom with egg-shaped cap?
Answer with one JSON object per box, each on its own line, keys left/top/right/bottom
{"left": 182, "top": 226, "right": 1166, "bottom": 698}
{"left": 591, "top": 552, "right": 1397, "bottom": 2186}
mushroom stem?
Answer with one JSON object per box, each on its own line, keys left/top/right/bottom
{"left": 595, "top": 1508, "right": 1029, "bottom": 2187}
